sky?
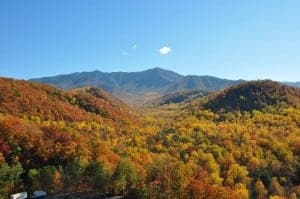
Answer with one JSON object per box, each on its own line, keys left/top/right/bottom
{"left": 0, "top": 0, "right": 299, "bottom": 81}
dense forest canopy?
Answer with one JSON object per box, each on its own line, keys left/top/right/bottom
{"left": 202, "top": 80, "right": 300, "bottom": 112}
{"left": 0, "top": 78, "right": 300, "bottom": 199}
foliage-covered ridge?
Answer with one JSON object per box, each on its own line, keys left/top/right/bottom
{"left": 202, "top": 80, "right": 300, "bottom": 112}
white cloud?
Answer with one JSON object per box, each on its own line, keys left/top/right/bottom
{"left": 122, "top": 51, "right": 128, "bottom": 56}
{"left": 132, "top": 44, "right": 137, "bottom": 49}
{"left": 159, "top": 46, "right": 171, "bottom": 55}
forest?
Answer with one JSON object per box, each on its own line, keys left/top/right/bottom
{"left": 0, "top": 78, "right": 300, "bottom": 199}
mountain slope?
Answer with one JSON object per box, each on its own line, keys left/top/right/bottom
{"left": 151, "top": 89, "right": 211, "bottom": 106}
{"left": 30, "top": 68, "right": 242, "bottom": 105}
{"left": 170, "top": 75, "right": 243, "bottom": 91}
{"left": 68, "top": 87, "right": 137, "bottom": 122}
{"left": 1, "top": 78, "right": 300, "bottom": 198}
{"left": 0, "top": 77, "right": 138, "bottom": 123}
{"left": 201, "top": 80, "right": 300, "bottom": 112}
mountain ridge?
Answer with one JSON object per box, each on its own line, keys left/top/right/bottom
{"left": 0, "top": 77, "right": 138, "bottom": 124}
{"left": 201, "top": 80, "right": 300, "bottom": 112}
{"left": 30, "top": 68, "right": 243, "bottom": 105}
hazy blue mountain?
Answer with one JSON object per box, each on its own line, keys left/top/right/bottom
{"left": 30, "top": 67, "right": 243, "bottom": 105}
{"left": 283, "top": 81, "right": 300, "bottom": 88}
{"left": 169, "top": 75, "right": 244, "bottom": 91}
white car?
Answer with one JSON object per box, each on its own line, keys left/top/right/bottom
{"left": 10, "top": 192, "right": 27, "bottom": 199}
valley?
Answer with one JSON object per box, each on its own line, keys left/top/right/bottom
{"left": 2, "top": 1, "right": 300, "bottom": 198}
{"left": 0, "top": 76, "right": 299, "bottom": 199}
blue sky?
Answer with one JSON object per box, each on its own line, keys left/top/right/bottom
{"left": 0, "top": 0, "right": 299, "bottom": 81}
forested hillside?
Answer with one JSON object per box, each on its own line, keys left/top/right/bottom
{"left": 0, "top": 78, "right": 138, "bottom": 124}
{"left": 150, "top": 89, "right": 210, "bottom": 106}
{"left": 202, "top": 80, "right": 300, "bottom": 112}
{"left": 0, "top": 78, "right": 300, "bottom": 199}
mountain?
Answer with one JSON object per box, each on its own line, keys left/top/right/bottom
{"left": 1, "top": 77, "right": 300, "bottom": 198}
{"left": 201, "top": 80, "right": 300, "bottom": 112}
{"left": 283, "top": 81, "right": 300, "bottom": 88}
{"left": 30, "top": 67, "right": 243, "bottom": 105}
{"left": 0, "top": 77, "right": 138, "bottom": 124}
{"left": 151, "top": 89, "right": 211, "bottom": 106}
{"left": 170, "top": 75, "right": 243, "bottom": 91}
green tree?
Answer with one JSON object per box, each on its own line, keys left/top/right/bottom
{"left": 112, "top": 158, "right": 140, "bottom": 197}
{"left": 63, "top": 159, "right": 86, "bottom": 190}
{"left": 0, "top": 162, "right": 23, "bottom": 198}
{"left": 39, "top": 165, "right": 58, "bottom": 192}
{"left": 85, "top": 161, "right": 107, "bottom": 191}
{"left": 27, "top": 169, "right": 40, "bottom": 192}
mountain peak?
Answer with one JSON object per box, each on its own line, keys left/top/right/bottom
{"left": 147, "top": 67, "right": 170, "bottom": 72}
{"left": 147, "top": 67, "right": 164, "bottom": 71}
{"left": 143, "top": 67, "right": 181, "bottom": 76}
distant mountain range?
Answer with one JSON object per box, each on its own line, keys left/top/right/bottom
{"left": 30, "top": 67, "right": 244, "bottom": 105}
{"left": 30, "top": 67, "right": 300, "bottom": 105}
{"left": 283, "top": 81, "right": 300, "bottom": 88}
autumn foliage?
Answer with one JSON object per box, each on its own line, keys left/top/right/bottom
{"left": 0, "top": 78, "right": 300, "bottom": 198}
